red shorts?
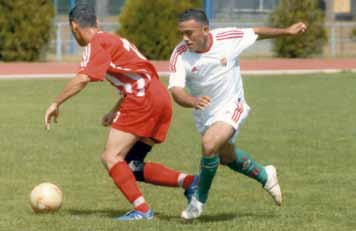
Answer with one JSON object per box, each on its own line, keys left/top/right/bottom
{"left": 111, "top": 78, "right": 172, "bottom": 143}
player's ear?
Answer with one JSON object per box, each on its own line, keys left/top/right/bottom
{"left": 203, "top": 24, "right": 209, "bottom": 35}
{"left": 70, "top": 21, "right": 78, "bottom": 31}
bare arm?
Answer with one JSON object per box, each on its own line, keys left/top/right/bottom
{"left": 170, "top": 87, "right": 210, "bottom": 110}
{"left": 254, "top": 22, "right": 307, "bottom": 40}
{"left": 101, "top": 97, "right": 124, "bottom": 127}
{"left": 52, "top": 74, "right": 91, "bottom": 106}
{"left": 44, "top": 74, "right": 91, "bottom": 130}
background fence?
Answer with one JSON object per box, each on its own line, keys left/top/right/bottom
{"left": 49, "top": 0, "right": 356, "bottom": 61}
{"left": 49, "top": 21, "right": 356, "bottom": 61}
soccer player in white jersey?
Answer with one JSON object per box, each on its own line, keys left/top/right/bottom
{"left": 169, "top": 8, "right": 307, "bottom": 219}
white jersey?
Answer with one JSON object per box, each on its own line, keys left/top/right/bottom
{"left": 168, "top": 28, "right": 257, "bottom": 132}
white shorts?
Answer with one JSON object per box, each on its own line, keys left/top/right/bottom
{"left": 194, "top": 100, "right": 250, "bottom": 143}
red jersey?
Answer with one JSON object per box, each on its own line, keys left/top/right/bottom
{"left": 78, "top": 31, "right": 172, "bottom": 142}
{"left": 78, "top": 32, "right": 158, "bottom": 97}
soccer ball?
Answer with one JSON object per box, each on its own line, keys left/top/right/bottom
{"left": 30, "top": 182, "right": 63, "bottom": 213}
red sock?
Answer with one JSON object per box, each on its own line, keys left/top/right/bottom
{"left": 182, "top": 175, "right": 195, "bottom": 190}
{"left": 143, "top": 162, "right": 194, "bottom": 189}
{"left": 109, "top": 161, "right": 149, "bottom": 213}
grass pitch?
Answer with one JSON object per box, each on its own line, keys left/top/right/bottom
{"left": 0, "top": 73, "right": 355, "bottom": 231}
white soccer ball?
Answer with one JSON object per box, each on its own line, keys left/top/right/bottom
{"left": 30, "top": 182, "right": 63, "bottom": 213}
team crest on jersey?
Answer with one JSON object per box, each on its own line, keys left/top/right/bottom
{"left": 220, "top": 57, "right": 227, "bottom": 66}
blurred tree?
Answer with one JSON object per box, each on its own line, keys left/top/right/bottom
{"left": 352, "top": 27, "right": 356, "bottom": 41}
{"left": 118, "top": 0, "right": 203, "bottom": 60}
{"left": 0, "top": 0, "right": 54, "bottom": 61}
{"left": 270, "top": 0, "right": 327, "bottom": 58}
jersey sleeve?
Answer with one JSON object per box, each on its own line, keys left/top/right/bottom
{"left": 78, "top": 41, "right": 111, "bottom": 81}
{"left": 168, "top": 50, "right": 186, "bottom": 89}
{"left": 234, "top": 28, "right": 258, "bottom": 55}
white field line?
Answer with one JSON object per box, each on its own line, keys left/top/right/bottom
{"left": 0, "top": 69, "right": 355, "bottom": 79}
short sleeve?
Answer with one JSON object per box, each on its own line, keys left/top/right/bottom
{"left": 78, "top": 42, "right": 111, "bottom": 81}
{"left": 168, "top": 54, "right": 186, "bottom": 89}
{"left": 235, "top": 28, "right": 258, "bottom": 55}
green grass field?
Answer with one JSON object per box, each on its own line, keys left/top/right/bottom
{"left": 0, "top": 73, "right": 355, "bottom": 231}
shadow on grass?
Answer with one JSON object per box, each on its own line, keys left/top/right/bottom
{"left": 156, "top": 210, "right": 277, "bottom": 223}
{"left": 65, "top": 209, "right": 277, "bottom": 222}
{"left": 65, "top": 209, "right": 127, "bottom": 218}
{"left": 156, "top": 212, "right": 237, "bottom": 223}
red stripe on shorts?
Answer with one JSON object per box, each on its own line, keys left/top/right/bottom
{"left": 232, "top": 103, "right": 243, "bottom": 122}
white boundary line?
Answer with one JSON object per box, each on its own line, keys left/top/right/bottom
{"left": 241, "top": 68, "right": 356, "bottom": 75}
{"left": 0, "top": 74, "right": 73, "bottom": 79}
{"left": 0, "top": 69, "right": 355, "bottom": 79}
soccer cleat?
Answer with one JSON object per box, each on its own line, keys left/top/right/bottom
{"left": 264, "top": 165, "right": 282, "bottom": 206}
{"left": 184, "top": 175, "right": 199, "bottom": 203}
{"left": 181, "top": 196, "right": 204, "bottom": 219}
{"left": 114, "top": 209, "right": 154, "bottom": 221}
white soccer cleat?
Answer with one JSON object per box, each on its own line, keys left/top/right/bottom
{"left": 264, "top": 165, "right": 282, "bottom": 206}
{"left": 181, "top": 196, "right": 204, "bottom": 219}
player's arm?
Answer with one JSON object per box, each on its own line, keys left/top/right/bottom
{"left": 169, "top": 48, "right": 210, "bottom": 110}
{"left": 253, "top": 22, "right": 307, "bottom": 40}
{"left": 45, "top": 74, "right": 91, "bottom": 130}
{"left": 102, "top": 97, "right": 124, "bottom": 127}
{"left": 170, "top": 87, "right": 210, "bottom": 110}
{"left": 52, "top": 74, "right": 90, "bottom": 105}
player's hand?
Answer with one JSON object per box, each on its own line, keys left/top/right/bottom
{"left": 45, "top": 103, "right": 59, "bottom": 130}
{"left": 194, "top": 96, "right": 211, "bottom": 110}
{"left": 102, "top": 111, "right": 117, "bottom": 127}
{"left": 287, "top": 22, "right": 307, "bottom": 35}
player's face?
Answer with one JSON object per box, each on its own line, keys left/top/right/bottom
{"left": 178, "top": 19, "right": 209, "bottom": 52}
{"left": 70, "top": 21, "right": 87, "bottom": 46}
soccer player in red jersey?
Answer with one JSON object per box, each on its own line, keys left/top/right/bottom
{"left": 44, "top": 4, "right": 198, "bottom": 221}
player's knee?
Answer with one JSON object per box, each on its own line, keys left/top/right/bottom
{"left": 219, "top": 155, "right": 229, "bottom": 165}
{"left": 219, "top": 155, "right": 234, "bottom": 165}
{"left": 100, "top": 152, "right": 108, "bottom": 164}
{"left": 217, "top": 142, "right": 236, "bottom": 165}
{"left": 218, "top": 151, "right": 236, "bottom": 165}
{"left": 125, "top": 141, "right": 152, "bottom": 181}
{"left": 201, "top": 136, "right": 218, "bottom": 156}
{"left": 101, "top": 149, "right": 125, "bottom": 169}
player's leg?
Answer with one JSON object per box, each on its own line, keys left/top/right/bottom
{"left": 124, "top": 138, "right": 198, "bottom": 202}
{"left": 219, "top": 143, "right": 268, "bottom": 185}
{"left": 130, "top": 80, "right": 199, "bottom": 202}
{"left": 219, "top": 142, "right": 282, "bottom": 206}
{"left": 143, "top": 161, "right": 198, "bottom": 202}
{"left": 216, "top": 101, "right": 283, "bottom": 206}
{"left": 101, "top": 128, "right": 153, "bottom": 220}
{"left": 213, "top": 99, "right": 281, "bottom": 205}
{"left": 181, "top": 122, "right": 234, "bottom": 219}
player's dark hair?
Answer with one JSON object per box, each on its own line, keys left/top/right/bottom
{"left": 178, "top": 8, "right": 209, "bottom": 25}
{"left": 69, "top": 4, "right": 97, "bottom": 27}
